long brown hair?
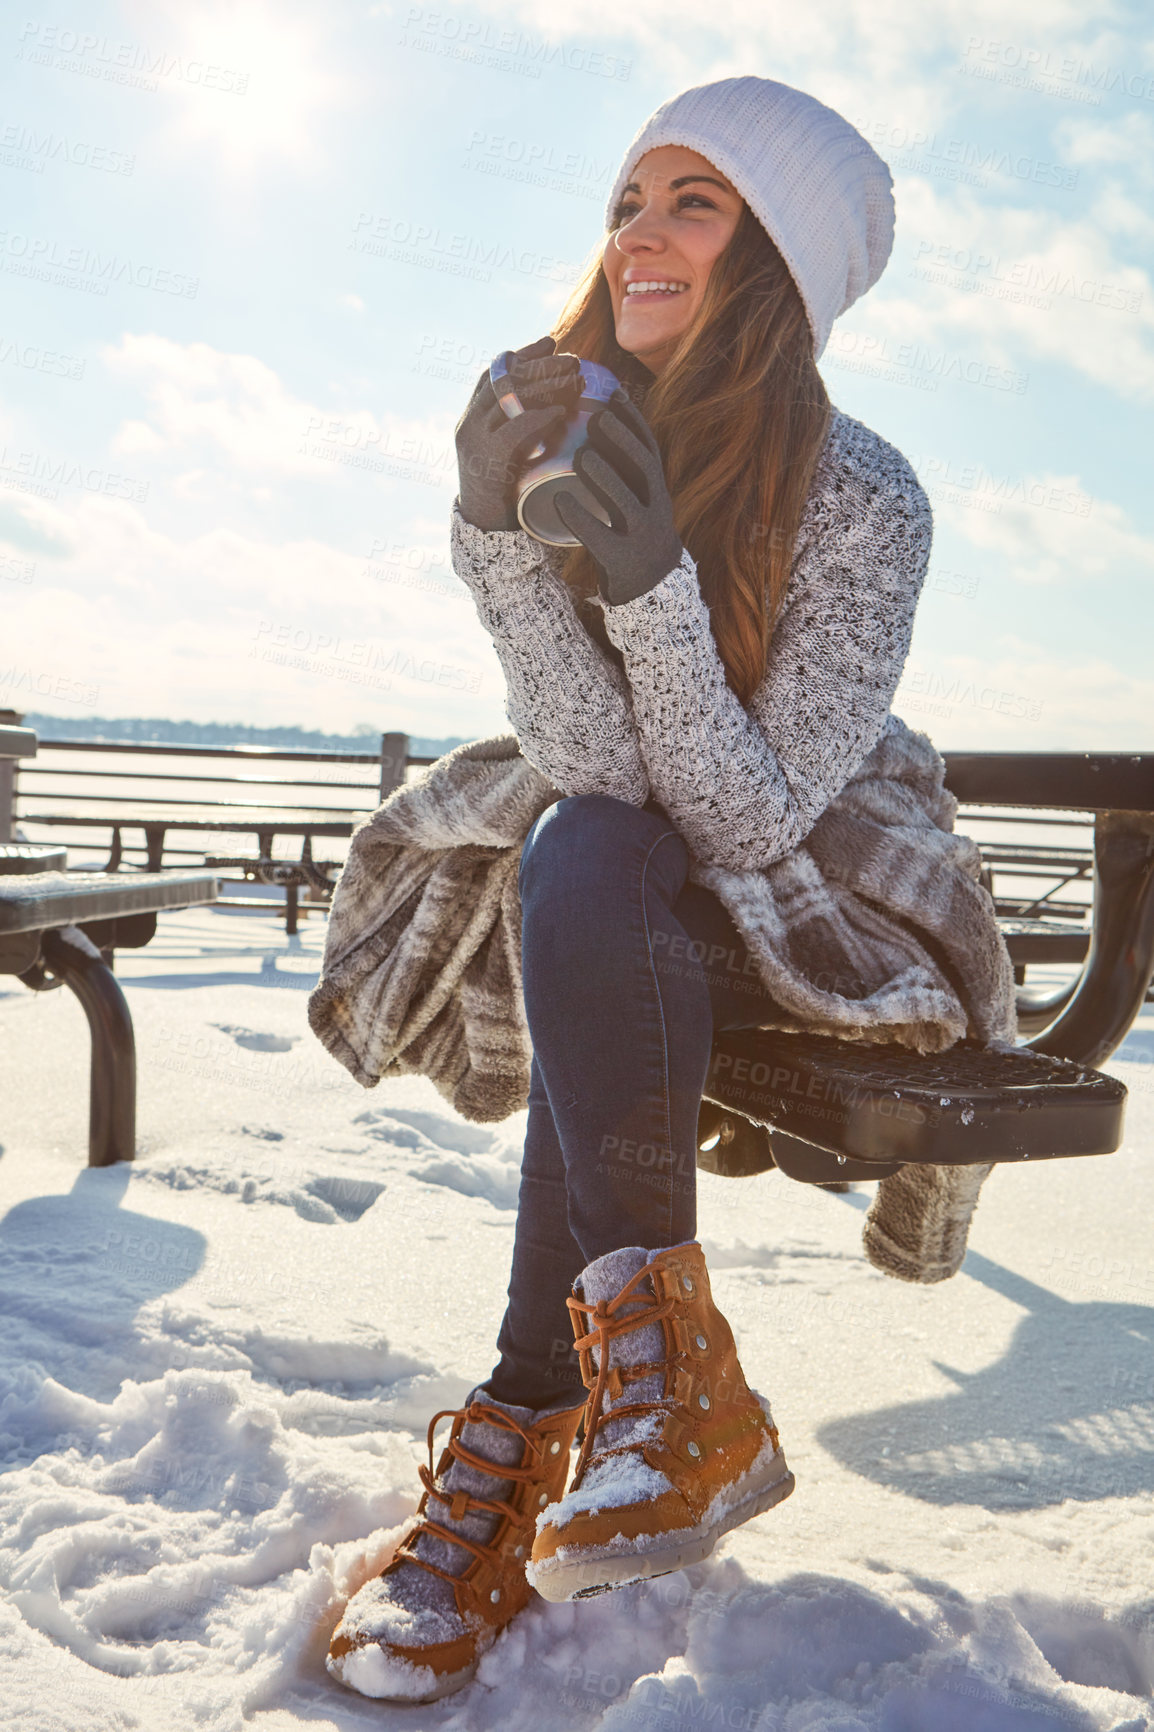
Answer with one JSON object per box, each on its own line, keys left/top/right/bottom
{"left": 550, "top": 202, "right": 832, "bottom": 706}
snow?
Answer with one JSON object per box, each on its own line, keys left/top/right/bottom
{"left": 1, "top": 905, "right": 1152, "bottom": 1730}
{"left": 536, "top": 1424, "right": 672, "bottom": 1528}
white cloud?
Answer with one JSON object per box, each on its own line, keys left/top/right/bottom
{"left": 895, "top": 650, "right": 1153, "bottom": 749}
{"left": 427, "top": 0, "right": 1124, "bottom": 118}
{"left": 937, "top": 476, "right": 1154, "bottom": 587}
{"left": 859, "top": 174, "right": 1154, "bottom": 401}
{"left": 104, "top": 334, "right": 455, "bottom": 482}
{"left": 1057, "top": 109, "right": 1154, "bottom": 178}
{"left": 0, "top": 489, "right": 503, "bottom": 734}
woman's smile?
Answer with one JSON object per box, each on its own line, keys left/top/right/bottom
{"left": 623, "top": 278, "right": 691, "bottom": 302}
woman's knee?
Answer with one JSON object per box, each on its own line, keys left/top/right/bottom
{"left": 519, "top": 793, "right": 670, "bottom": 896}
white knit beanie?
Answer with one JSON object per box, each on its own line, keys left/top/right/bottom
{"left": 603, "top": 75, "right": 895, "bottom": 360}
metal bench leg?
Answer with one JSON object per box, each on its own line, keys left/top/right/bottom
{"left": 1027, "top": 810, "right": 1154, "bottom": 1068}
{"left": 1014, "top": 974, "right": 1080, "bottom": 1036}
{"left": 41, "top": 928, "right": 136, "bottom": 1167}
{"left": 144, "top": 825, "right": 166, "bottom": 871}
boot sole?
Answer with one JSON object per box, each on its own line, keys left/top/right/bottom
{"left": 531, "top": 1448, "right": 795, "bottom": 1603}
{"left": 329, "top": 1647, "right": 479, "bottom": 1704}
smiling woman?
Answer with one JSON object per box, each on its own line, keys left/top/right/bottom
{"left": 549, "top": 145, "right": 834, "bottom": 703}
{"left": 322, "top": 73, "right": 1021, "bottom": 1706}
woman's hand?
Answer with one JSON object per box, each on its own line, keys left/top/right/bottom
{"left": 455, "top": 335, "right": 583, "bottom": 532}
{"left": 554, "top": 389, "right": 684, "bottom": 606}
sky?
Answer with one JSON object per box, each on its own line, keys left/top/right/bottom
{"left": 0, "top": 0, "right": 1151, "bottom": 751}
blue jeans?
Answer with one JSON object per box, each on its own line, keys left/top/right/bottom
{"left": 483, "top": 793, "right": 786, "bottom": 1411}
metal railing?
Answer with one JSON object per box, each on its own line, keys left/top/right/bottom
{"left": 7, "top": 729, "right": 1102, "bottom": 957}
{"left": 11, "top": 730, "right": 433, "bottom": 927}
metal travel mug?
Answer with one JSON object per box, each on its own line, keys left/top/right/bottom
{"left": 488, "top": 349, "right": 621, "bottom": 546}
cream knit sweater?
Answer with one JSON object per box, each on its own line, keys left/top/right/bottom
{"left": 448, "top": 406, "right": 933, "bottom": 872}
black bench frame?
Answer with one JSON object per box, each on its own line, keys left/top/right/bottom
{"left": 699, "top": 751, "right": 1154, "bottom": 1185}
{"left": 0, "top": 870, "right": 218, "bottom": 1166}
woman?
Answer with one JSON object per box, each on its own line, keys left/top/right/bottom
{"left": 326, "top": 74, "right": 983, "bottom": 1704}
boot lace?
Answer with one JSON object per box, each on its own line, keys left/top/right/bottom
{"left": 390, "top": 1400, "right": 549, "bottom": 1591}
{"left": 566, "top": 1265, "right": 678, "bottom": 1492}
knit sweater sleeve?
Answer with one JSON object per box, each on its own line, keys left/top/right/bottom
{"left": 449, "top": 498, "right": 650, "bottom": 804}
{"left": 597, "top": 413, "right": 934, "bottom": 871}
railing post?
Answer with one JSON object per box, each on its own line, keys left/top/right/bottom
{"left": 0, "top": 707, "right": 25, "bottom": 843}
{"left": 380, "top": 731, "right": 409, "bottom": 801}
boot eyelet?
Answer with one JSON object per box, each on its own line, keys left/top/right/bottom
{"left": 695, "top": 1333, "right": 708, "bottom": 1350}
{"left": 687, "top": 1439, "right": 702, "bottom": 1459}
{"left": 490, "top": 1588, "right": 501, "bottom": 1604}
{"left": 549, "top": 1440, "right": 561, "bottom": 1454}
{"left": 681, "top": 1276, "right": 695, "bottom": 1295}
{"left": 698, "top": 1393, "right": 711, "bottom": 1411}
{"left": 513, "top": 1544, "right": 525, "bottom": 1559}
{"left": 538, "top": 1491, "right": 549, "bottom": 1507}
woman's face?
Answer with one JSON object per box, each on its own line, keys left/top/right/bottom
{"left": 603, "top": 144, "right": 744, "bottom": 375}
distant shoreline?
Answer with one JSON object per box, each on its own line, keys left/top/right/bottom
{"left": 12, "top": 710, "right": 468, "bottom": 759}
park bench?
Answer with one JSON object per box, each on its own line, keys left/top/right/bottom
{"left": 698, "top": 751, "right": 1154, "bottom": 1186}
{"left": 16, "top": 812, "right": 351, "bottom": 936}
{"left": 0, "top": 864, "right": 218, "bottom": 1166}
{"left": 1, "top": 721, "right": 219, "bottom": 1166}
{"left": 14, "top": 732, "right": 412, "bottom": 933}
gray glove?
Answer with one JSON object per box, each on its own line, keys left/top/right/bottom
{"left": 554, "top": 389, "right": 684, "bottom": 606}
{"left": 454, "top": 335, "right": 583, "bottom": 532}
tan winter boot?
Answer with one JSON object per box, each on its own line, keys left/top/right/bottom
{"left": 528, "top": 1242, "right": 793, "bottom": 1603}
{"left": 327, "top": 1388, "right": 584, "bottom": 1702}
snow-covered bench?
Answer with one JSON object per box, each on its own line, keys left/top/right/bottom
{"left": 699, "top": 750, "right": 1154, "bottom": 1185}
{"left": 0, "top": 866, "right": 218, "bottom": 1166}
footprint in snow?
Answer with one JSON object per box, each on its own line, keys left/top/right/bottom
{"left": 212, "top": 1024, "right": 298, "bottom": 1053}
{"left": 353, "top": 1105, "right": 498, "bottom": 1157}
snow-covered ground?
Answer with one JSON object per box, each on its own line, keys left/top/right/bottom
{"left": 1, "top": 903, "right": 1152, "bottom": 1732}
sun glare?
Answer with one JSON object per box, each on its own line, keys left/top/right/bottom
{"left": 148, "top": 3, "right": 342, "bottom": 175}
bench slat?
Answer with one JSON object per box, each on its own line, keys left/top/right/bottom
{"left": 0, "top": 844, "right": 68, "bottom": 875}
{"left": 0, "top": 869, "right": 218, "bottom": 934}
{"left": 706, "top": 1029, "right": 1126, "bottom": 1167}
{"left": 20, "top": 813, "right": 355, "bottom": 835}
{"left": 944, "top": 751, "right": 1154, "bottom": 812}
{"left": 0, "top": 726, "right": 37, "bottom": 759}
